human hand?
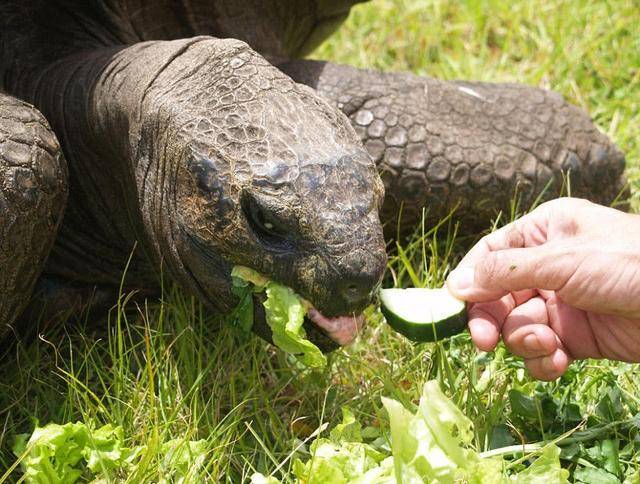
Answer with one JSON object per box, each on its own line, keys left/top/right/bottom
{"left": 446, "top": 197, "right": 640, "bottom": 380}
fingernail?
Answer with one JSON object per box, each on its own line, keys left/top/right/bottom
{"left": 447, "top": 267, "right": 474, "bottom": 293}
{"left": 541, "top": 355, "right": 555, "bottom": 373}
{"left": 523, "top": 334, "right": 541, "bottom": 352}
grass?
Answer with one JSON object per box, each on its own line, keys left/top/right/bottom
{"left": 1, "top": 0, "right": 639, "bottom": 481}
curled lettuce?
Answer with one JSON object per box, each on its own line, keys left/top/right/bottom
{"left": 260, "top": 381, "right": 568, "bottom": 483}
{"left": 13, "top": 422, "right": 138, "bottom": 483}
{"left": 382, "top": 381, "right": 504, "bottom": 483}
{"left": 292, "top": 408, "right": 394, "bottom": 484}
{"left": 511, "top": 445, "right": 569, "bottom": 483}
{"left": 231, "top": 266, "right": 326, "bottom": 368}
{"left": 13, "top": 422, "right": 207, "bottom": 483}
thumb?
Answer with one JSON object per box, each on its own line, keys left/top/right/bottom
{"left": 446, "top": 244, "right": 575, "bottom": 302}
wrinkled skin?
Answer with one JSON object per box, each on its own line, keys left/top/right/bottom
{"left": 97, "top": 39, "right": 386, "bottom": 318}
{"left": 0, "top": 0, "right": 627, "bottom": 351}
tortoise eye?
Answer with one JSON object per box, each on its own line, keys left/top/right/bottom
{"left": 250, "top": 203, "right": 283, "bottom": 237}
{"left": 241, "top": 193, "right": 294, "bottom": 251}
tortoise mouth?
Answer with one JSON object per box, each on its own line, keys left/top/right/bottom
{"left": 250, "top": 293, "right": 363, "bottom": 353}
{"left": 306, "top": 309, "right": 364, "bottom": 347}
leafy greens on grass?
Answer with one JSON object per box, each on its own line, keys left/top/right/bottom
{"left": 231, "top": 266, "right": 327, "bottom": 368}
{"left": 12, "top": 422, "right": 135, "bottom": 483}
{"left": 382, "top": 382, "right": 504, "bottom": 482}
{"left": 13, "top": 422, "right": 206, "bottom": 483}
{"left": 253, "top": 381, "right": 569, "bottom": 483}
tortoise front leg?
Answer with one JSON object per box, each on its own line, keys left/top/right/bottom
{"left": 0, "top": 93, "right": 67, "bottom": 337}
{"left": 281, "top": 61, "right": 627, "bottom": 234}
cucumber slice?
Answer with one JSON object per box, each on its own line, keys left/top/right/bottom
{"left": 380, "top": 287, "right": 467, "bottom": 342}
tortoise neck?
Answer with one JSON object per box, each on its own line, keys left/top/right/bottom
{"left": 11, "top": 37, "right": 223, "bottom": 288}
{"left": 3, "top": 39, "right": 173, "bottom": 285}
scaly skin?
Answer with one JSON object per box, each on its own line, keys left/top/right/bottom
{"left": 0, "top": 93, "right": 67, "bottom": 333}
{"left": 1, "top": 1, "right": 387, "bottom": 346}
{"left": 281, "top": 61, "right": 628, "bottom": 234}
{"left": 0, "top": 0, "right": 629, "bottom": 350}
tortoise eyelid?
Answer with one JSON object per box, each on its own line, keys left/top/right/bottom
{"left": 240, "top": 191, "right": 295, "bottom": 252}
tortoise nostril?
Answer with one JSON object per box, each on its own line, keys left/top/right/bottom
{"left": 341, "top": 280, "right": 370, "bottom": 306}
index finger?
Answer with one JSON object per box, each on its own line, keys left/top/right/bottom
{"left": 457, "top": 202, "right": 552, "bottom": 268}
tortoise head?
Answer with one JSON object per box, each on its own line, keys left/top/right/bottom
{"left": 139, "top": 40, "right": 386, "bottom": 349}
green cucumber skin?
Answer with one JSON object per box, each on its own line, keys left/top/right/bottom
{"left": 381, "top": 307, "right": 468, "bottom": 343}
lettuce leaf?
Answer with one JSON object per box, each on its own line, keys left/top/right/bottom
{"left": 293, "top": 440, "right": 390, "bottom": 483}
{"left": 82, "top": 424, "right": 136, "bottom": 474}
{"left": 13, "top": 422, "right": 206, "bottom": 483}
{"left": 512, "top": 445, "right": 569, "bottom": 483}
{"left": 251, "top": 473, "right": 282, "bottom": 484}
{"left": 381, "top": 382, "right": 506, "bottom": 483}
{"left": 383, "top": 395, "right": 459, "bottom": 482}
{"left": 291, "top": 407, "right": 390, "bottom": 483}
{"left": 288, "top": 381, "right": 568, "bottom": 483}
{"left": 13, "top": 422, "right": 138, "bottom": 483}
{"left": 12, "top": 422, "right": 86, "bottom": 484}
{"left": 159, "top": 438, "right": 208, "bottom": 484}
{"left": 231, "top": 266, "right": 326, "bottom": 368}
{"left": 263, "top": 283, "right": 326, "bottom": 367}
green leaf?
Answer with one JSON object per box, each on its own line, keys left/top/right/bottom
{"left": 594, "top": 388, "right": 624, "bottom": 423}
{"left": 601, "top": 439, "right": 622, "bottom": 476}
{"left": 293, "top": 406, "right": 390, "bottom": 483}
{"left": 231, "top": 266, "right": 327, "bottom": 368}
{"left": 583, "top": 439, "right": 623, "bottom": 477}
{"left": 383, "top": 395, "right": 457, "bottom": 482}
{"left": 508, "top": 390, "right": 539, "bottom": 420}
{"left": 13, "top": 422, "right": 206, "bottom": 483}
{"left": 381, "top": 381, "right": 503, "bottom": 483}
{"left": 250, "top": 473, "right": 282, "bottom": 484}
{"left": 294, "top": 439, "right": 389, "bottom": 483}
{"left": 417, "top": 381, "right": 474, "bottom": 465}
{"left": 623, "top": 468, "right": 640, "bottom": 484}
{"left": 264, "top": 282, "right": 327, "bottom": 368}
{"left": 287, "top": 381, "right": 568, "bottom": 483}
{"left": 14, "top": 422, "right": 90, "bottom": 484}
{"left": 330, "top": 408, "right": 362, "bottom": 443}
{"left": 229, "top": 282, "right": 255, "bottom": 332}
{"left": 83, "top": 424, "right": 122, "bottom": 473}
{"left": 512, "top": 446, "right": 569, "bottom": 483}
{"left": 231, "top": 266, "right": 269, "bottom": 289}
{"left": 12, "top": 433, "right": 29, "bottom": 457}
{"left": 14, "top": 422, "right": 139, "bottom": 483}
{"left": 489, "top": 425, "right": 516, "bottom": 449}
{"left": 160, "top": 438, "right": 208, "bottom": 478}
{"left": 574, "top": 466, "right": 620, "bottom": 484}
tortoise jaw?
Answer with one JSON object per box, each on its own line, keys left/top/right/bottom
{"left": 306, "top": 309, "right": 364, "bottom": 347}
{"left": 301, "top": 316, "right": 341, "bottom": 353}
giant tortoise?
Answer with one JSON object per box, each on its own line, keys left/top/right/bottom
{"left": 0, "top": 0, "right": 627, "bottom": 349}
